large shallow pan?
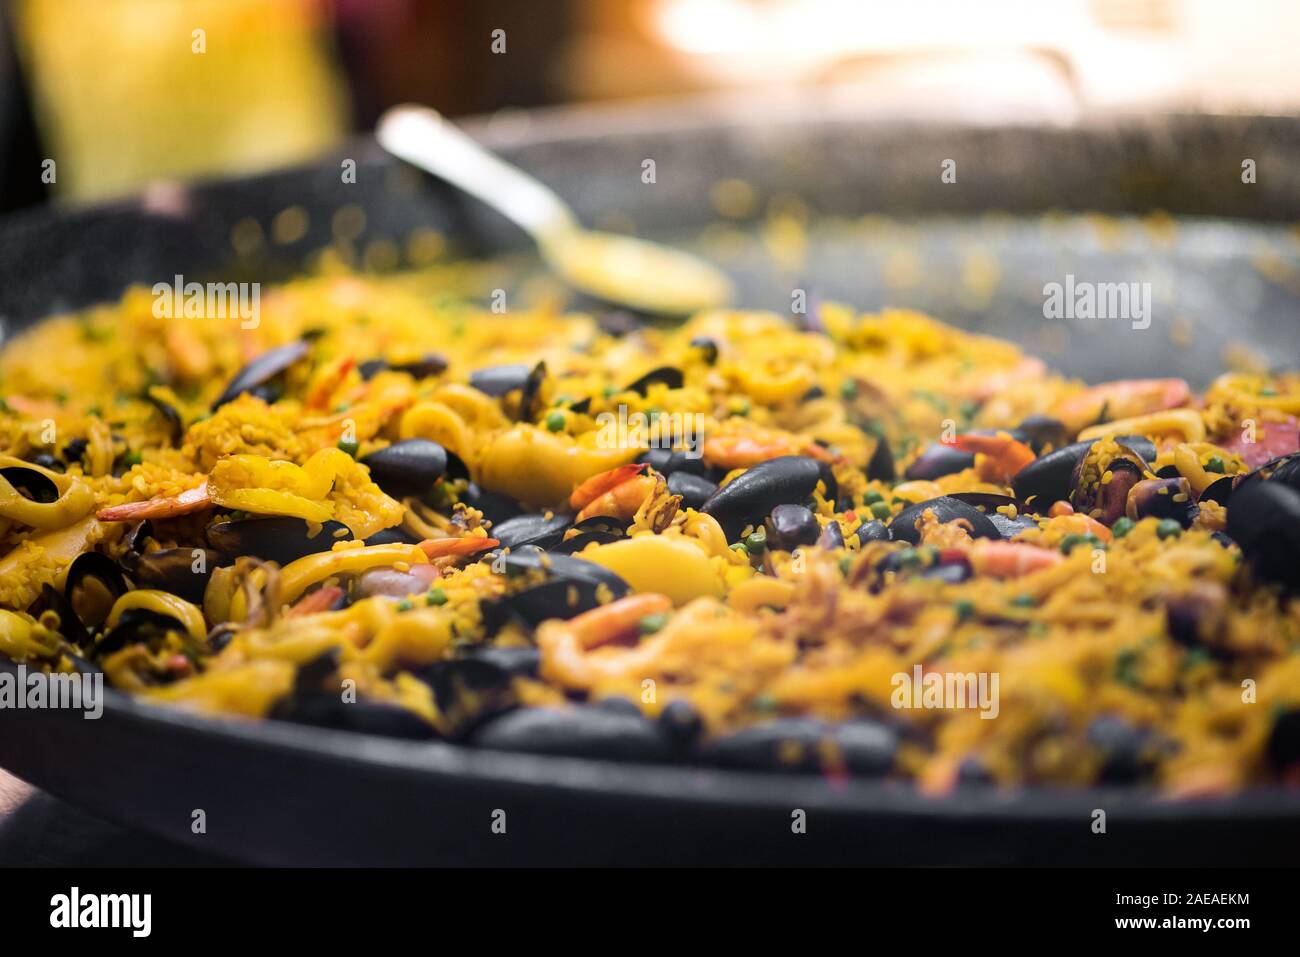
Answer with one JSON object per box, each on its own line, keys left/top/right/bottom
{"left": 2, "top": 98, "right": 1299, "bottom": 864}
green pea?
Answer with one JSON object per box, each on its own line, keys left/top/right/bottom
{"left": 121, "top": 450, "right": 143, "bottom": 468}
{"left": 839, "top": 379, "right": 858, "bottom": 400}
{"left": 425, "top": 588, "right": 448, "bottom": 606}
{"left": 1010, "top": 594, "right": 1036, "bottom": 608}
{"left": 545, "top": 410, "right": 566, "bottom": 433}
{"left": 338, "top": 437, "right": 360, "bottom": 457}
{"left": 1156, "top": 519, "right": 1182, "bottom": 540}
{"left": 1204, "top": 456, "right": 1226, "bottom": 474}
{"left": 396, "top": 599, "right": 413, "bottom": 612}
{"left": 954, "top": 599, "right": 975, "bottom": 622}
{"left": 869, "top": 501, "right": 892, "bottom": 521}
{"left": 744, "top": 531, "right": 767, "bottom": 555}
{"left": 638, "top": 613, "right": 668, "bottom": 635}
{"left": 861, "top": 490, "right": 885, "bottom": 506}
{"left": 1110, "top": 517, "right": 1135, "bottom": 538}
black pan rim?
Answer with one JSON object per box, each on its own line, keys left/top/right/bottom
{"left": 2, "top": 658, "right": 1294, "bottom": 823}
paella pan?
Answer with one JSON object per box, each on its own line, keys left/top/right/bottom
{"left": 1, "top": 102, "right": 1300, "bottom": 864}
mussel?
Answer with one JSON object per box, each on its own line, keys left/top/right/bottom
{"left": 212, "top": 340, "right": 309, "bottom": 409}
{"left": 418, "top": 656, "right": 518, "bottom": 737}
{"left": 361, "top": 439, "right": 463, "bottom": 497}
{"left": 1226, "top": 481, "right": 1300, "bottom": 589}
{"left": 855, "top": 520, "right": 890, "bottom": 545}
{"left": 765, "top": 504, "right": 820, "bottom": 552}
{"left": 206, "top": 517, "right": 353, "bottom": 565}
{"left": 1010, "top": 440, "right": 1092, "bottom": 509}
{"left": 701, "top": 455, "right": 827, "bottom": 541}
{"left": 948, "top": 493, "right": 1037, "bottom": 540}
{"left": 888, "top": 496, "right": 1000, "bottom": 545}
{"left": 490, "top": 511, "right": 573, "bottom": 551}
{"left": 357, "top": 353, "right": 448, "bottom": 380}
{"left": 496, "top": 550, "right": 631, "bottom": 625}
{"left": 64, "top": 552, "right": 129, "bottom": 630}
{"left": 471, "top": 706, "right": 674, "bottom": 761}
{"left": 131, "top": 547, "right": 228, "bottom": 604}
{"left": 1126, "top": 477, "right": 1198, "bottom": 527}
{"left": 469, "top": 363, "right": 531, "bottom": 397}
{"left": 904, "top": 444, "right": 974, "bottom": 481}
{"left": 666, "top": 471, "right": 717, "bottom": 510}
{"left": 700, "top": 717, "right": 897, "bottom": 775}
{"left": 1070, "top": 440, "right": 1148, "bottom": 526}
{"left": 637, "top": 447, "right": 708, "bottom": 478}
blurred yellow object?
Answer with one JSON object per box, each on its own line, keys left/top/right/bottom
{"left": 16, "top": 0, "right": 348, "bottom": 202}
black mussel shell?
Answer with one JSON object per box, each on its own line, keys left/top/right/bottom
{"left": 518, "top": 361, "right": 548, "bottom": 422}
{"left": 1266, "top": 709, "right": 1300, "bottom": 772}
{"left": 904, "top": 444, "right": 974, "bottom": 481}
{"left": 765, "top": 504, "right": 820, "bottom": 551}
{"left": 144, "top": 392, "right": 184, "bottom": 445}
{"left": 637, "top": 447, "right": 708, "bottom": 477}
{"left": 666, "top": 471, "right": 717, "bottom": 510}
{"left": 689, "top": 336, "right": 719, "bottom": 364}
{"left": 855, "top": 520, "right": 890, "bottom": 545}
{"left": 132, "top": 547, "right": 228, "bottom": 604}
{"left": 95, "top": 608, "right": 190, "bottom": 658}
{"left": 362, "top": 439, "right": 450, "bottom": 497}
{"left": 458, "top": 483, "right": 523, "bottom": 524}
{"left": 64, "top": 552, "right": 129, "bottom": 630}
{"left": 624, "top": 366, "right": 683, "bottom": 395}
{"left": 658, "top": 699, "right": 704, "bottom": 748}
{"left": 1199, "top": 474, "right": 1236, "bottom": 505}
{"left": 472, "top": 706, "right": 674, "bottom": 761}
{"left": 31, "top": 583, "right": 91, "bottom": 649}
{"left": 207, "top": 517, "right": 353, "bottom": 565}
{"left": 1126, "top": 477, "right": 1198, "bottom": 528}
{"left": 364, "top": 527, "right": 422, "bottom": 546}
{"left": 490, "top": 511, "right": 573, "bottom": 551}
{"left": 866, "top": 436, "right": 895, "bottom": 482}
{"left": 701, "top": 455, "right": 825, "bottom": 541}
{"left": 358, "top": 353, "right": 447, "bottom": 380}
{"left": 888, "top": 496, "right": 1000, "bottom": 545}
{"left": 700, "top": 717, "right": 897, "bottom": 776}
{"left": 212, "top": 341, "right": 309, "bottom": 409}
{"left": 418, "top": 657, "right": 518, "bottom": 737}
{"left": 469, "top": 363, "right": 531, "bottom": 397}
{"left": 948, "top": 492, "right": 1029, "bottom": 514}
{"left": 817, "top": 519, "right": 845, "bottom": 549}
{"left": 497, "top": 552, "right": 630, "bottom": 625}
{"left": 553, "top": 515, "right": 629, "bottom": 554}
{"left": 1011, "top": 440, "right": 1092, "bottom": 510}
{"left": 1226, "top": 481, "right": 1300, "bottom": 589}
{"left": 1015, "top": 415, "right": 1069, "bottom": 454}
{"left": 1114, "top": 434, "right": 1158, "bottom": 466}
{"left": 270, "top": 695, "right": 436, "bottom": 740}
{"left": 1087, "top": 715, "right": 1158, "bottom": 784}
{"left": 458, "top": 644, "right": 540, "bottom": 677}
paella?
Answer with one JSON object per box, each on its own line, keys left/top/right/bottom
{"left": 1, "top": 271, "right": 1299, "bottom": 796}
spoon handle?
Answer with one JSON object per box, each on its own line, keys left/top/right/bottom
{"left": 376, "top": 105, "right": 577, "bottom": 243}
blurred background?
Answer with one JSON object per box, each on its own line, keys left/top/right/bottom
{"left": 2, "top": 0, "right": 1300, "bottom": 212}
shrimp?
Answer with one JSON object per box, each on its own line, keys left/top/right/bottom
{"left": 948, "top": 432, "right": 1036, "bottom": 483}
{"left": 569, "top": 463, "right": 647, "bottom": 512}
{"left": 968, "top": 541, "right": 1064, "bottom": 578}
{"left": 537, "top": 593, "right": 674, "bottom": 687}
{"left": 418, "top": 536, "right": 500, "bottom": 559}
{"left": 1053, "top": 378, "right": 1190, "bottom": 434}
{"left": 287, "top": 585, "right": 343, "bottom": 617}
{"left": 97, "top": 481, "right": 212, "bottom": 521}
{"left": 703, "top": 434, "right": 832, "bottom": 470}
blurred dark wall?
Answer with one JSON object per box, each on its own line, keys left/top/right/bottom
{"left": 0, "top": 0, "right": 46, "bottom": 213}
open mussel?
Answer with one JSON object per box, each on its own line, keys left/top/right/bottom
{"left": 1126, "top": 477, "right": 1199, "bottom": 528}
{"left": 553, "top": 515, "right": 629, "bottom": 554}
{"left": 130, "top": 547, "right": 228, "bottom": 604}
{"left": 64, "top": 552, "right": 129, "bottom": 631}
{"left": 888, "top": 496, "right": 1000, "bottom": 545}
{"left": 469, "top": 363, "right": 531, "bottom": 397}
{"left": 358, "top": 353, "right": 447, "bottom": 380}
{"left": 212, "top": 340, "right": 309, "bottom": 409}
{"left": 904, "top": 444, "right": 974, "bottom": 481}
{"left": 636, "top": 447, "right": 708, "bottom": 478}
{"left": 701, "top": 455, "right": 829, "bottom": 541}
{"left": 206, "top": 517, "right": 353, "bottom": 565}
{"left": 947, "top": 493, "right": 1037, "bottom": 539}
{"left": 1069, "top": 440, "right": 1148, "bottom": 526}
{"left": 417, "top": 656, "right": 519, "bottom": 738}
{"left": 495, "top": 550, "right": 631, "bottom": 626}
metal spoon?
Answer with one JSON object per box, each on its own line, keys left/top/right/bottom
{"left": 376, "top": 105, "right": 734, "bottom": 316}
